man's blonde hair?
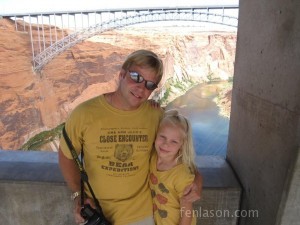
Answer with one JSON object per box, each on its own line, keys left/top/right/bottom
{"left": 158, "top": 109, "right": 197, "bottom": 173}
{"left": 122, "top": 49, "right": 164, "bottom": 84}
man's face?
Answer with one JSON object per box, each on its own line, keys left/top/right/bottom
{"left": 119, "top": 65, "right": 158, "bottom": 110}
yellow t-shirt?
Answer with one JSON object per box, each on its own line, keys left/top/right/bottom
{"left": 149, "top": 152, "right": 196, "bottom": 225}
{"left": 60, "top": 95, "right": 163, "bottom": 225}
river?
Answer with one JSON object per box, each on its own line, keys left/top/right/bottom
{"left": 166, "top": 82, "right": 230, "bottom": 158}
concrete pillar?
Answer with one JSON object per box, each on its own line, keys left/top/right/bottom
{"left": 276, "top": 148, "right": 300, "bottom": 225}
{"left": 227, "top": 0, "right": 300, "bottom": 224}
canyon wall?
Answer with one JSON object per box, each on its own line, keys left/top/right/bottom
{"left": 0, "top": 18, "right": 236, "bottom": 150}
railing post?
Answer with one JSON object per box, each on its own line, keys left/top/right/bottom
{"left": 28, "top": 15, "right": 35, "bottom": 69}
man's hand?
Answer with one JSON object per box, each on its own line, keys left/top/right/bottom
{"left": 74, "top": 197, "right": 96, "bottom": 224}
{"left": 182, "top": 183, "right": 201, "bottom": 204}
{"left": 148, "top": 99, "right": 160, "bottom": 108}
{"left": 74, "top": 196, "right": 85, "bottom": 224}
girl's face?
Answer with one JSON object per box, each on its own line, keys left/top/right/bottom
{"left": 155, "top": 123, "right": 184, "bottom": 160}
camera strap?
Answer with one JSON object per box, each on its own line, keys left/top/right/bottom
{"left": 62, "top": 126, "right": 103, "bottom": 214}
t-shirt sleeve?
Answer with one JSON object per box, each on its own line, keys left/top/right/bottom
{"left": 59, "top": 104, "right": 86, "bottom": 159}
{"left": 174, "top": 166, "right": 195, "bottom": 198}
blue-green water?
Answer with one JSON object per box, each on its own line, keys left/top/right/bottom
{"left": 166, "top": 82, "right": 230, "bottom": 158}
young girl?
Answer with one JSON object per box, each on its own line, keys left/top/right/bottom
{"left": 149, "top": 110, "right": 197, "bottom": 225}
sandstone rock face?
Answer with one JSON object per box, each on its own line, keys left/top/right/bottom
{"left": 0, "top": 18, "right": 236, "bottom": 150}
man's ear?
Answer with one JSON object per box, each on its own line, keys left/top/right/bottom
{"left": 119, "top": 69, "right": 126, "bottom": 79}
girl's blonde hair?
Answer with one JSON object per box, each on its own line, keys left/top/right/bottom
{"left": 159, "top": 109, "right": 197, "bottom": 173}
{"left": 122, "top": 49, "right": 164, "bottom": 84}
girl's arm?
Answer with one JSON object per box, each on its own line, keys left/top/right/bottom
{"left": 182, "top": 170, "right": 203, "bottom": 203}
{"left": 179, "top": 200, "right": 194, "bottom": 225}
{"left": 178, "top": 169, "right": 202, "bottom": 225}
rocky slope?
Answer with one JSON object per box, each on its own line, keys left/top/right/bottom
{"left": 0, "top": 18, "right": 236, "bottom": 150}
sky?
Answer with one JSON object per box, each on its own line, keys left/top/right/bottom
{"left": 0, "top": 0, "right": 238, "bottom": 15}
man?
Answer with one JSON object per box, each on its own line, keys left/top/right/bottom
{"left": 59, "top": 49, "right": 202, "bottom": 225}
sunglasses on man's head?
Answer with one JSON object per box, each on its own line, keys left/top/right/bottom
{"left": 128, "top": 71, "right": 158, "bottom": 91}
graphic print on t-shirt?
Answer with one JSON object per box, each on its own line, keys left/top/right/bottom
{"left": 114, "top": 144, "right": 133, "bottom": 162}
{"left": 150, "top": 172, "right": 170, "bottom": 219}
{"left": 98, "top": 127, "right": 150, "bottom": 178}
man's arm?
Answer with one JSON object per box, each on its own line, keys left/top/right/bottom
{"left": 58, "top": 147, "right": 86, "bottom": 224}
{"left": 182, "top": 170, "right": 203, "bottom": 203}
{"left": 58, "top": 147, "right": 81, "bottom": 192}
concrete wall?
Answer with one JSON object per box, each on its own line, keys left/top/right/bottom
{"left": 0, "top": 151, "right": 74, "bottom": 225}
{"left": 227, "top": 0, "right": 300, "bottom": 224}
{"left": 0, "top": 151, "right": 241, "bottom": 225}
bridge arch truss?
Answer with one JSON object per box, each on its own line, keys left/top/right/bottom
{"left": 3, "top": 5, "right": 238, "bottom": 71}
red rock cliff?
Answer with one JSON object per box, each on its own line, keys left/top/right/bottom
{"left": 0, "top": 18, "right": 236, "bottom": 150}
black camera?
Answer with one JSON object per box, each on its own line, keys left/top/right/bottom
{"left": 81, "top": 204, "right": 111, "bottom": 225}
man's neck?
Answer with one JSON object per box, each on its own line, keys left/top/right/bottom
{"left": 106, "top": 91, "right": 140, "bottom": 111}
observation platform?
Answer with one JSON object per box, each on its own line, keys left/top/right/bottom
{"left": 0, "top": 150, "right": 241, "bottom": 225}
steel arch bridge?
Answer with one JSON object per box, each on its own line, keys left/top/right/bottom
{"left": 2, "top": 5, "right": 238, "bottom": 72}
